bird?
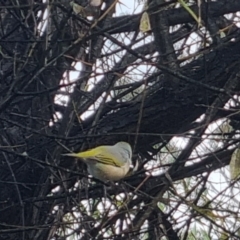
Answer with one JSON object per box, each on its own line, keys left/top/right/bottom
{"left": 63, "top": 142, "right": 132, "bottom": 182}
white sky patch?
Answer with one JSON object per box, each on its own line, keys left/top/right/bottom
{"left": 115, "top": 0, "right": 143, "bottom": 16}
{"left": 37, "top": 0, "right": 50, "bottom": 36}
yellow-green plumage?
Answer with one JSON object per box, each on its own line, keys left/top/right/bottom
{"left": 63, "top": 142, "right": 132, "bottom": 181}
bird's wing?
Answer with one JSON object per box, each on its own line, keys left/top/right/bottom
{"left": 64, "top": 145, "right": 129, "bottom": 168}
{"left": 94, "top": 153, "right": 124, "bottom": 167}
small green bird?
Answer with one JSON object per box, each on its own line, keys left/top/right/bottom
{"left": 63, "top": 142, "right": 132, "bottom": 182}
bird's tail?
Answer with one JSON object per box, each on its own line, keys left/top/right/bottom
{"left": 62, "top": 153, "right": 81, "bottom": 158}
{"left": 62, "top": 148, "right": 101, "bottom": 159}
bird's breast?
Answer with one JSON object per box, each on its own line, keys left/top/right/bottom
{"left": 87, "top": 162, "right": 129, "bottom": 181}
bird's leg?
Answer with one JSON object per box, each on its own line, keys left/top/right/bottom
{"left": 102, "top": 181, "right": 117, "bottom": 208}
{"left": 119, "top": 181, "right": 131, "bottom": 201}
{"left": 103, "top": 184, "right": 107, "bottom": 200}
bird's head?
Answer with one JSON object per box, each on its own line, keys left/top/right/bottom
{"left": 114, "top": 142, "right": 132, "bottom": 160}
